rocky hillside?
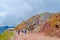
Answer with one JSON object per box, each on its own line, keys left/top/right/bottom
{"left": 14, "top": 12, "right": 51, "bottom": 32}
{"left": 14, "top": 12, "right": 60, "bottom": 37}
{"left": 38, "top": 13, "right": 60, "bottom": 37}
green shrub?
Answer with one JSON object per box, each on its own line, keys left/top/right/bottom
{"left": 0, "top": 30, "right": 14, "bottom": 40}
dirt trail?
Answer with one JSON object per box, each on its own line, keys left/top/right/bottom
{"left": 10, "top": 32, "right": 60, "bottom": 40}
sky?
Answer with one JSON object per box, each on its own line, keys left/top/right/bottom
{"left": 0, "top": 0, "right": 60, "bottom": 26}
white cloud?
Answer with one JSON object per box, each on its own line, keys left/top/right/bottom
{"left": 0, "top": 0, "right": 60, "bottom": 26}
{"left": 24, "top": 2, "right": 33, "bottom": 11}
{"left": 0, "top": 0, "right": 46, "bottom": 26}
{"left": 0, "top": 12, "right": 8, "bottom": 17}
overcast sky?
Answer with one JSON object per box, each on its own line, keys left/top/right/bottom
{"left": 0, "top": 0, "right": 60, "bottom": 26}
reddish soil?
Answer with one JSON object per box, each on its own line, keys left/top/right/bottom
{"left": 10, "top": 32, "right": 60, "bottom": 40}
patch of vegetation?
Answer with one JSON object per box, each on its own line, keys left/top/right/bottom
{"left": 0, "top": 30, "right": 14, "bottom": 40}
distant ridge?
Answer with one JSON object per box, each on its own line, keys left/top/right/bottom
{"left": 0, "top": 26, "right": 15, "bottom": 34}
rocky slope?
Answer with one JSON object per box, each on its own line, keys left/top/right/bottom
{"left": 14, "top": 12, "right": 52, "bottom": 33}
{"left": 11, "top": 12, "right": 60, "bottom": 40}
{"left": 38, "top": 13, "right": 60, "bottom": 37}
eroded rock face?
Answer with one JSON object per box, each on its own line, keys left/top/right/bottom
{"left": 38, "top": 13, "right": 60, "bottom": 37}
